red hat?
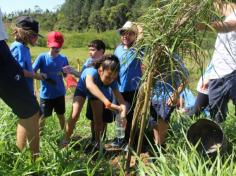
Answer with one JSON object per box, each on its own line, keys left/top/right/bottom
{"left": 47, "top": 31, "right": 64, "bottom": 48}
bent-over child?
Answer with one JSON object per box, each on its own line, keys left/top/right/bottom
{"left": 150, "top": 54, "right": 189, "bottom": 147}
{"left": 62, "top": 40, "right": 107, "bottom": 146}
{"left": 63, "top": 55, "right": 126, "bottom": 148}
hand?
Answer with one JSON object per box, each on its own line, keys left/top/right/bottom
{"left": 201, "top": 79, "right": 209, "bottom": 91}
{"left": 34, "top": 73, "right": 47, "bottom": 80}
{"left": 63, "top": 65, "right": 75, "bottom": 74}
{"left": 167, "top": 93, "right": 178, "bottom": 106}
{"left": 119, "top": 104, "right": 127, "bottom": 118}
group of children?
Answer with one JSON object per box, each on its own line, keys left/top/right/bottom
{"left": 3, "top": 0, "right": 236, "bottom": 158}
{"left": 6, "top": 15, "right": 209, "bottom": 153}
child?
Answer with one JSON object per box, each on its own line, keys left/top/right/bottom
{"left": 63, "top": 55, "right": 126, "bottom": 148}
{"left": 84, "top": 55, "right": 127, "bottom": 147}
{"left": 150, "top": 54, "right": 189, "bottom": 147}
{"left": 0, "top": 11, "right": 40, "bottom": 159}
{"left": 33, "top": 31, "right": 69, "bottom": 130}
{"left": 63, "top": 40, "right": 106, "bottom": 77}
{"left": 10, "top": 16, "right": 46, "bottom": 96}
{"left": 112, "top": 21, "right": 143, "bottom": 148}
{"left": 62, "top": 40, "right": 107, "bottom": 145}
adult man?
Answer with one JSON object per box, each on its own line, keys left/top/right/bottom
{"left": 0, "top": 8, "right": 40, "bottom": 158}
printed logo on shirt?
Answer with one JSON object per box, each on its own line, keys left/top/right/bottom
{"left": 14, "top": 74, "right": 21, "bottom": 81}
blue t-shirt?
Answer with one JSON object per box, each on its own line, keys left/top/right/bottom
{"left": 10, "top": 41, "right": 34, "bottom": 95}
{"left": 114, "top": 44, "right": 142, "bottom": 92}
{"left": 76, "top": 67, "right": 118, "bottom": 100}
{"left": 180, "top": 88, "right": 196, "bottom": 109}
{"left": 81, "top": 57, "right": 92, "bottom": 72}
{"left": 33, "top": 52, "right": 69, "bottom": 99}
{"left": 152, "top": 54, "right": 189, "bottom": 103}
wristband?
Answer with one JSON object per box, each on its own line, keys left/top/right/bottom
{"left": 104, "top": 101, "right": 111, "bottom": 109}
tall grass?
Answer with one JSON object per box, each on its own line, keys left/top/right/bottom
{"left": 0, "top": 99, "right": 235, "bottom": 175}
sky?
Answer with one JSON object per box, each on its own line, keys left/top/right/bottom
{"left": 0, "top": 0, "right": 65, "bottom": 14}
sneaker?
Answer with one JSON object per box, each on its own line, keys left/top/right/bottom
{"left": 110, "top": 138, "right": 125, "bottom": 148}
{"left": 123, "top": 144, "right": 128, "bottom": 152}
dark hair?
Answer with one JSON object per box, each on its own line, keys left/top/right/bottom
{"left": 94, "top": 54, "right": 120, "bottom": 73}
{"left": 88, "top": 39, "right": 106, "bottom": 53}
{"left": 15, "top": 16, "right": 39, "bottom": 34}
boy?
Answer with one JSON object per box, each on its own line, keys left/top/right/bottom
{"left": 33, "top": 31, "right": 68, "bottom": 130}
{"left": 0, "top": 11, "right": 40, "bottom": 159}
{"left": 62, "top": 40, "right": 107, "bottom": 145}
{"left": 112, "top": 21, "right": 142, "bottom": 148}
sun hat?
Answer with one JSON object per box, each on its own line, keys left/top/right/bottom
{"left": 15, "top": 16, "right": 42, "bottom": 37}
{"left": 47, "top": 31, "right": 64, "bottom": 48}
{"left": 118, "top": 21, "right": 139, "bottom": 35}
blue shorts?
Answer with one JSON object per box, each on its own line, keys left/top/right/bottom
{"left": 208, "top": 71, "right": 236, "bottom": 123}
{"left": 150, "top": 100, "right": 174, "bottom": 122}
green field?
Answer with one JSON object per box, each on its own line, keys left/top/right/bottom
{"left": 1, "top": 46, "right": 236, "bottom": 175}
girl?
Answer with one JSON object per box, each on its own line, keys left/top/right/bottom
{"left": 62, "top": 55, "right": 126, "bottom": 147}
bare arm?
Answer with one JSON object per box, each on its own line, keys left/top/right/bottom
{"left": 112, "top": 89, "right": 127, "bottom": 118}
{"left": 112, "top": 89, "right": 126, "bottom": 105}
{"left": 167, "top": 81, "right": 187, "bottom": 106}
{"left": 197, "top": 20, "right": 236, "bottom": 33}
{"left": 23, "top": 70, "right": 46, "bottom": 80}
{"left": 86, "top": 75, "right": 110, "bottom": 104}
{"left": 212, "top": 20, "right": 236, "bottom": 32}
{"left": 62, "top": 65, "right": 81, "bottom": 78}
{"left": 85, "top": 75, "right": 124, "bottom": 112}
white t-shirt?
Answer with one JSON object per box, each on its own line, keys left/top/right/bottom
{"left": 0, "top": 8, "right": 8, "bottom": 41}
{"left": 210, "top": 13, "right": 236, "bottom": 79}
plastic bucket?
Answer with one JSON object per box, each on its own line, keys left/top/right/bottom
{"left": 187, "top": 119, "right": 229, "bottom": 157}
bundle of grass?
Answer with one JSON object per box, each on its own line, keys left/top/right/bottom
{"left": 126, "top": 0, "right": 222, "bottom": 171}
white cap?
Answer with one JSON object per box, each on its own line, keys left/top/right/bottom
{"left": 118, "top": 21, "right": 138, "bottom": 35}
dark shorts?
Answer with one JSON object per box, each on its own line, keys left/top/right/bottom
{"left": 208, "top": 71, "right": 236, "bottom": 123}
{"left": 74, "top": 88, "right": 86, "bottom": 98}
{"left": 86, "top": 99, "right": 115, "bottom": 123}
{"left": 150, "top": 101, "right": 174, "bottom": 122}
{"left": 40, "top": 96, "right": 65, "bottom": 117}
{"left": 0, "top": 40, "right": 39, "bottom": 118}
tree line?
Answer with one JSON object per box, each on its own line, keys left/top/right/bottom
{"left": 3, "top": 0, "right": 156, "bottom": 32}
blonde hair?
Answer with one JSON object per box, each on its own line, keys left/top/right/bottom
{"left": 12, "top": 26, "right": 37, "bottom": 45}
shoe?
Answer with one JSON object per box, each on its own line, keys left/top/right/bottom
{"left": 123, "top": 144, "right": 128, "bottom": 152}
{"left": 59, "top": 139, "right": 69, "bottom": 149}
{"left": 110, "top": 138, "right": 125, "bottom": 148}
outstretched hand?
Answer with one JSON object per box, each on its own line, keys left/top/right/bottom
{"left": 63, "top": 65, "right": 81, "bottom": 77}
